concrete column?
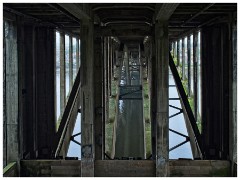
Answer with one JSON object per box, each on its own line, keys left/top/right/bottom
{"left": 23, "top": 25, "right": 37, "bottom": 158}
{"left": 60, "top": 32, "right": 66, "bottom": 115}
{"left": 230, "top": 21, "right": 237, "bottom": 174}
{"left": 94, "top": 35, "right": 104, "bottom": 160}
{"left": 155, "top": 21, "right": 169, "bottom": 177}
{"left": 109, "top": 38, "right": 113, "bottom": 96}
{"left": 17, "top": 17, "right": 25, "bottom": 164}
{"left": 102, "top": 38, "right": 105, "bottom": 158}
{"left": 193, "top": 31, "right": 198, "bottom": 120}
{"left": 69, "top": 36, "right": 73, "bottom": 88}
{"left": 80, "top": 20, "right": 95, "bottom": 177}
{"left": 149, "top": 40, "right": 156, "bottom": 160}
{"left": 182, "top": 38, "right": 185, "bottom": 80}
{"left": 35, "top": 27, "right": 55, "bottom": 158}
{"left": 187, "top": 36, "right": 191, "bottom": 96}
{"left": 4, "top": 20, "right": 19, "bottom": 165}
{"left": 104, "top": 37, "right": 109, "bottom": 154}
{"left": 107, "top": 37, "right": 111, "bottom": 96}
{"left": 3, "top": 20, "right": 6, "bottom": 166}
{"left": 202, "top": 24, "right": 230, "bottom": 159}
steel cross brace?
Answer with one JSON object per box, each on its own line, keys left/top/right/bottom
{"left": 169, "top": 104, "right": 183, "bottom": 119}
{"left": 70, "top": 132, "right": 81, "bottom": 146}
{"left": 169, "top": 138, "right": 190, "bottom": 152}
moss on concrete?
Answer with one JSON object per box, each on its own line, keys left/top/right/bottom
{"left": 142, "top": 68, "right": 151, "bottom": 158}
{"left": 105, "top": 122, "right": 114, "bottom": 156}
{"left": 209, "top": 167, "right": 230, "bottom": 177}
{"left": 3, "top": 162, "right": 17, "bottom": 175}
{"left": 106, "top": 67, "right": 119, "bottom": 157}
{"left": 145, "top": 122, "right": 151, "bottom": 158}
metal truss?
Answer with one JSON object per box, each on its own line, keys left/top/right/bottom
{"left": 70, "top": 132, "right": 81, "bottom": 146}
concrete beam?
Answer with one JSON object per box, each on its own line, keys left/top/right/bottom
{"left": 155, "top": 4, "right": 179, "bottom": 21}
{"left": 181, "top": 4, "right": 215, "bottom": 26}
{"left": 155, "top": 21, "right": 169, "bottom": 177}
{"left": 95, "top": 160, "right": 155, "bottom": 177}
{"left": 95, "top": 26, "right": 152, "bottom": 37}
{"left": 58, "top": 3, "right": 90, "bottom": 20}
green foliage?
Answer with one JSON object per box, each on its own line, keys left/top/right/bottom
{"left": 188, "top": 95, "right": 194, "bottom": 113}
{"left": 173, "top": 57, "right": 178, "bottom": 66}
{"left": 197, "top": 118, "right": 202, "bottom": 134}
{"left": 175, "top": 62, "right": 202, "bottom": 133}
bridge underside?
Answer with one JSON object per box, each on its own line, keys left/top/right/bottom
{"left": 3, "top": 2, "right": 237, "bottom": 177}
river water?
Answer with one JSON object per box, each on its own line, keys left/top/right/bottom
{"left": 115, "top": 64, "right": 145, "bottom": 159}
{"left": 64, "top": 66, "right": 193, "bottom": 160}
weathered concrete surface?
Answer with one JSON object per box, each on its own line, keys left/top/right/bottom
{"left": 3, "top": 162, "right": 18, "bottom": 177}
{"left": 95, "top": 160, "right": 155, "bottom": 177}
{"left": 169, "top": 160, "right": 231, "bottom": 177}
{"left": 230, "top": 22, "right": 237, "bottom": 177}
{"left": 19, "top": 160, "right": 231, "bottom": 177}
{"left": 20, "top": 160, "right": 81, "bottom": 177}
{"left": 80, "top": 20, "right": 95, "bottom": 177}
{"left": 4, "top": 20, "right": 19, "bottom": 165}
{"left": 155, "top": 21, "right": 169, "bottom": 177}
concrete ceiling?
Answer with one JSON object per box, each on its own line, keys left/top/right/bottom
{"left": 3, "top": 3, "right": 237, "bottom": 44}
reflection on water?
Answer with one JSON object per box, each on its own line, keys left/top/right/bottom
{"left": 115, "top": 64, "right": 145, "bottom": 159}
